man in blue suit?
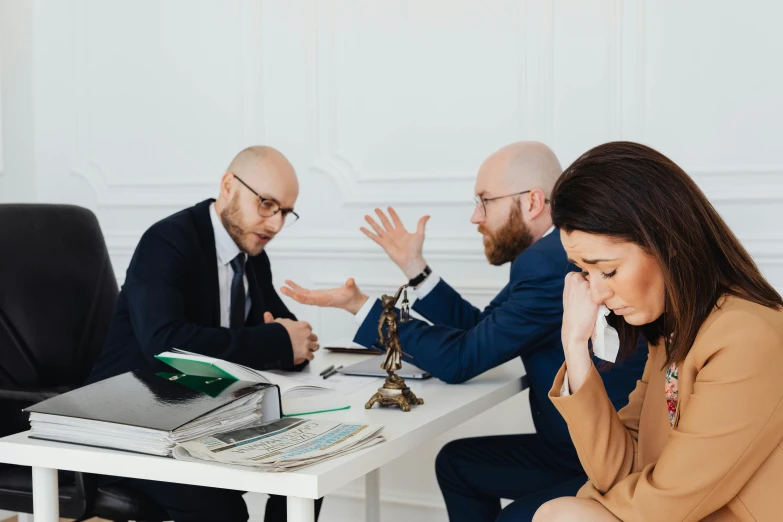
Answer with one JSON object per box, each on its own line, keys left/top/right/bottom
{"left": 281, "top": 142, "right": 648, "bottom": 521}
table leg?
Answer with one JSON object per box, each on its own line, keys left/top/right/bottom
{"left": 287, "top": 496, "right": 315, "bottom": 522}
{"left": 365, "top": 468, "right": 380, "bottom": 522}
{"left": 32, "top": 466, "right": 59, "bottom": 522}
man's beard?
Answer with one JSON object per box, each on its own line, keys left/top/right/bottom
{"left": 479, "top": 205, "right": 534, "bottom": 266}
{"left": 220, "top": 194, "right": 265, "bottom": 256}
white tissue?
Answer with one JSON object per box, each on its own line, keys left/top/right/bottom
{"left": 592, "top": 305, "right": 620, "bottom": 363}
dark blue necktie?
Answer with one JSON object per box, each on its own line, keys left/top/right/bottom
{"left": 229, "top": 253, "right": 247, "bottom": 329}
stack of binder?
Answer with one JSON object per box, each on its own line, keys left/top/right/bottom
{"left": 26, "top": 370, "right": 281, "bottom": 457}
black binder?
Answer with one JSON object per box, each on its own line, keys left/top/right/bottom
{"left": 26, "top": 370, "right": 280, "bottom": 431}
{"left": 24, "top": 370, "right": 282, "bottom": 455}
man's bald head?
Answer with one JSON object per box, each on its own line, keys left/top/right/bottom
{"left": 471, "top": 141, "right": 562, "bottom": 263}
{"left": 477, "top": 141, "right": 562, "bottom": 198}
{"left": 227, "top": 146, "right": 299, "bottom": 193}
{"left": 216, "top": 145, "right": 300, "bottom": 255}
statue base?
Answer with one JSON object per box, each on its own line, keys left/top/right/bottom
{"left": 365, "top": 371, "right": 424, "bottom": 412}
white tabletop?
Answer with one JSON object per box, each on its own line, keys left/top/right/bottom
{"left": 0, "top": 351, "right": 527, "bottom": 500}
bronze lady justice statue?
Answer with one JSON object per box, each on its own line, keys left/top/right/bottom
{"left": 365, "top": 284, "right": 424, "bottom": 412}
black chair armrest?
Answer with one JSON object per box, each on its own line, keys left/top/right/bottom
{"left": 0, "top": 386, "right": 74, "bottom": 404}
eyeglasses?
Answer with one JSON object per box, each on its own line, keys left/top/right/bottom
{"left": 473, "top": 190, "right": 550, "bottom": 216}
{"left": 233, "top": 175, "right": 300, "bottom": 227}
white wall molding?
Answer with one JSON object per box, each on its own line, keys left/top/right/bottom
{"left": 268, "top": 231, "right": 488, "bottom": 261}
{"left": 620, "top": 0, "right": 647, "bottom": 140}
{"left": 104, "top": 225, "right": 783, "bottom": 263}
{"left": 105, "top": 229, "right": 490, "bottom": 262}
{"left": 69, "top": 0, "right": 265, "bottom": 208}
{"left": 742, "top": 239, "right": 783, "bottom": 266}
{"left": 689, "top": 167, "right": 783, "bottom": 202}
{"left": 531, "top": 0, "right": 644, "bottom": 159}
{"left": 0, "top": 0, "right": 36, "bottom": 201}
{"left": 104, "top": 227, "right": 783, "bottom": 266}
{"left": 307, "top": 0, "right": 528, "bottom": 206}
{"left": 610, "top": 0, "right": 624, "bottom": 139}
{"left": 70, "top": 166, "right": 217, "bottom": 208}
{"left": 240, "top": 0, "right": 265, "bottom": 146}
{"left": 524, "top": 0, "right": 554, "bottom": 143}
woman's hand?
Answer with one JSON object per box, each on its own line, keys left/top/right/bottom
{"left": 561, "top": 272, "right": 599, "bottom": 393}
{"left": 562, "top": 272, "right": 599, "bottom": 349}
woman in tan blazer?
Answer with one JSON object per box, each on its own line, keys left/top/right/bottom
{"left": 532, "top": 142, "right": 783, "bottom": 522}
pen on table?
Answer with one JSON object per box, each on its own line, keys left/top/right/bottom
{"left": 322, "top": 365, "right": 343, "bottom": 379}
{"left": 318, "top": 365, "right": 335, "bottom": 377}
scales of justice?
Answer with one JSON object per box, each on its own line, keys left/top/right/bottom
{"left": 365, "top": 284, "right": 424, "bottom": 412}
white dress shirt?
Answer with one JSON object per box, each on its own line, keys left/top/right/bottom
{"left": 354, "top": 225, "right": 557, "bottom": 324}
{"left": 209, "top": 203, "right": 251, "bottom": 328}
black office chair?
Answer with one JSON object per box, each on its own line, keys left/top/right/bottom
{"left": 0, "top": 204, "right": 169, "bottom": 521}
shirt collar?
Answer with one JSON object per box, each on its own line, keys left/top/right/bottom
{"left": 209, "top": 203, "right": 242, "bottom": 266}
{"left": 543, "top": 225, "right": 556, "bottom": 237}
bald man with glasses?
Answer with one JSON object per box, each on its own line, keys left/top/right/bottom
{"left": 281, "top": 142, "right": 648, "bottom": 521}
{"left": 88, "top": 146, "right": 323, "bottom": 522}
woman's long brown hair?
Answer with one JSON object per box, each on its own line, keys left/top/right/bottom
{"left": 551, "top": 141, "right": 782, "bottom": 365}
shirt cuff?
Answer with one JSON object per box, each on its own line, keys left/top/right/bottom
{"left": 560, "top": 370, "right": 571, "bottom": 396}
{"left": 354, "top": 297, "right": 377, "bottom": 325}
{"left": 412, "top": 273, "right": 441, "bottom": 299}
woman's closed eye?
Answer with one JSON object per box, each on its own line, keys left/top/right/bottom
{"left": 581, "top": 269, "right": 617, "bottom": 279}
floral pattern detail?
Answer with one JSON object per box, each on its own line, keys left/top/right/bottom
{"left": 665, "top": 362, "right": 679, "bottom": 426}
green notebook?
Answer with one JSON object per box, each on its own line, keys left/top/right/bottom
{"left": 155, "top": 351, "right": 351, "bottom": 416}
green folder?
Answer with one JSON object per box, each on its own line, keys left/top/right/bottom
{"left": 155, "top": 352, "right": 351, "bottom": 416}
{"left": 155, "top": 354, "right": 239, "bottom": 381}
{"left": 155, "top": 371, "right": 235, "bottom": 398}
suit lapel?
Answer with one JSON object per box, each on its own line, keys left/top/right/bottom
{"left": 191, "top": 199, "right": 222, "bottom": 327}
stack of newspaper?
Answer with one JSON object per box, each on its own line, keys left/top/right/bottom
{"left": 173, "top": 418, "right": 385, "bottom": 471}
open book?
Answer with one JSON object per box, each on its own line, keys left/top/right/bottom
{"left": 155, "top": 349, "right": 358, "bottom": 416}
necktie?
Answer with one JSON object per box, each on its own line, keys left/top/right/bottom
{"left": 229, "top": 253, "right": 247, "bottom": 329}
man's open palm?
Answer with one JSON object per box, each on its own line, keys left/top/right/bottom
{"left": 360, "top": 207, "right": 430, "bottom": 279}
{"left": 280, "top": 278, "right": 368, "bottom": 314}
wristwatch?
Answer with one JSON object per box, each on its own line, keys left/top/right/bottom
{"left": 408, "top": 265, "right": 432, "bottom": 287}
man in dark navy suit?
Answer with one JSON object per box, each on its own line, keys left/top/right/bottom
{"left": 281, "top": 142, "right": 648, "bottom": 522}
{"left": 88, "top": 146, "right": 322, "bottom": 522}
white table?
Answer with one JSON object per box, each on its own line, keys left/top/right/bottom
{"left": 0, "top": 351, "right": 527, "bottom": 522}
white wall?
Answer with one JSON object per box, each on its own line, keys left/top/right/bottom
{"left": 1, "top": 1, "right": 782, "bottom": 520}
{"left": 0, "top": 0, "right": 37, "bottom": 202}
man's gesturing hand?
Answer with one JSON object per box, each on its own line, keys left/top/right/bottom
{"left": 360, "top": 207, "right": 430, "bottom": 280}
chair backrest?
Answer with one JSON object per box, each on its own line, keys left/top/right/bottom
{"left": 0, "top": 204, "right": 118, "bottom": 393}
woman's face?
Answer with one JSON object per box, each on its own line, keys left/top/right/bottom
{"left": 561, "top": 230, "right": 666, "bottom": 326}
